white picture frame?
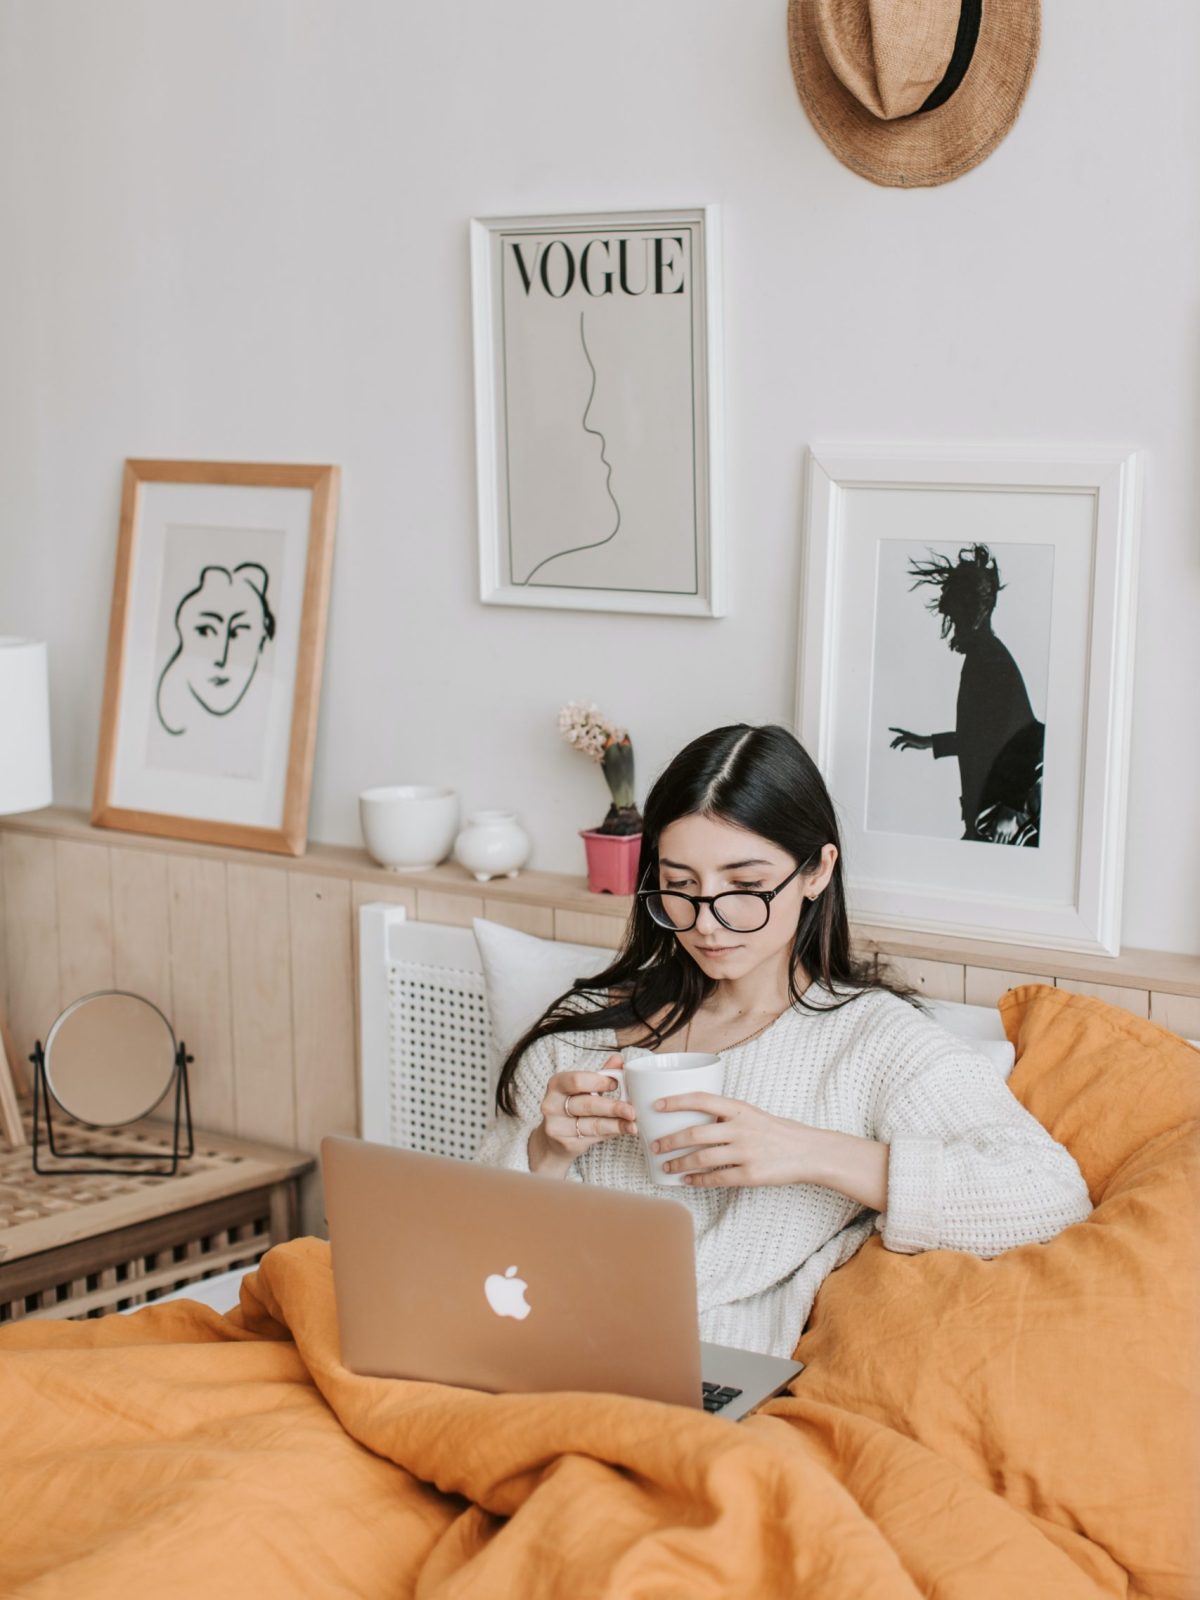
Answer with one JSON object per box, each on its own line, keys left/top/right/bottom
{"left": 470, "top": 206, "right": 724, "bottom": 617}
{"left": 796, "top": 442, "right": 1142, "bottom": 955}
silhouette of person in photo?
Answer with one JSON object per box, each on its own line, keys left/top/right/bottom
{"left": 888, "top": 544, "right": 1044, "bottom": 846}
{"left": 155, "top": 562, "right": 276, "bottom": 737}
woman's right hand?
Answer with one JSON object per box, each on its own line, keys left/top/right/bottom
{"left": 534, "top": 1058, "right": 638, "bottom": 1166}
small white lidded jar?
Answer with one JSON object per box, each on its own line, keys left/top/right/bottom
{"left": 453, "top": 810, "right": 532, "bottom": 882}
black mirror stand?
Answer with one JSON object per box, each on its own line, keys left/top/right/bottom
{"left": 30, "top": 1042, "right": 195, "bottom": 1178}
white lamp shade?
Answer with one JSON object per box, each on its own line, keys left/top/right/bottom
{"left": 0, "top": 638, "right": 53, "bottom": 815}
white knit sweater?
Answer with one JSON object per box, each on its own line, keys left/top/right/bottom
{"left": 474, "top": 986, "right": 1093, "bottom": 1358}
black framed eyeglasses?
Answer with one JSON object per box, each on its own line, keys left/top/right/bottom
{"left": 637, "top": 863, "right": 807, "bottom": 934}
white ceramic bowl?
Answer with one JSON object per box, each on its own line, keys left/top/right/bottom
{"left": 359, "top": 785, "right": 459, "bottom": 871}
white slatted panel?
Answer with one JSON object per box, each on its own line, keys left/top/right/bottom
{"left": 386, "top": 959, "right": 492, "bottom": 1158}
{"left": 359, "top": 905, "right": 494, "bottom": 1159}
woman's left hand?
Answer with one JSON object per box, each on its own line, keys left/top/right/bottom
{"left": 651, "top": 1092, "right": 830, "bottom": 1188}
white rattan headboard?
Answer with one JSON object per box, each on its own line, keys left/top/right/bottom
{"left": 359, "top": 904, "right": 495, "bottom": 1161}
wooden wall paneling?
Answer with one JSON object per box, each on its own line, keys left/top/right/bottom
{"left": 289, "top": 874, "right": 355, "bottom": 1234}
{"left": 166, "top": 856, "right": 236, "bottom": 1134}
{"left": 964, "top": 967, "right": 1055, "bottom": 1008}
{"left": 1054, "top": 979, "right": 1150, "bottom": 1019}
{"left": 6, "top": 812, "right": 1200, "bottom": 994}
{"left": 553, "top": 909, "right": 625, "bottom": 949}
{"left": 54, "top": 840, "right": 115, "bottom": 1003}
{"left": 1148, "top": 992, "right": 1200, "bottom": 1042}
{"left": 1, "top": 833, "right": 62, "bottom": 1066}
{"left": 482, "top": 900, "right": 554, "bottom": 938}
{"left": 883, "top": 955, "right": 965, "bottom": 1003}
{"left": 110, "top": 848, "right": 173, "bottom": 1017}
{"left": 415, "top": 888, "right": 484, "bottom": 928}
{"left": 227, "top": 864, "right": 296, "bottom": 1148}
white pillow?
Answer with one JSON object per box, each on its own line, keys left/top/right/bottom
{"left": 924, "top": 998, "right": 1016, "bottom": 1078}
{"left": 472, "top": 918, "right": 614, "bottom": 1064}
{"left": 472, "top": 918, "right": 1016, "bottom": 1080}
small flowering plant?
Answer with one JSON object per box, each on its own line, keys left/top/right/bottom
{"left": 558, "top": 701, "right": 642, "bottom": 836}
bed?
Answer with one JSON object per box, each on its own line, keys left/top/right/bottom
{"left": 1, "top": 909, "right": 1196, "bottom": 1597}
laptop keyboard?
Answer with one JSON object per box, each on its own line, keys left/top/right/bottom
{"left": 701, "top": 1381, "right": 744, "bottom": 1414}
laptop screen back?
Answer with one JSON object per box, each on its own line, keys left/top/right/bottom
{"left": 321, "top": 1136, "right": 704, "bottom": 1408}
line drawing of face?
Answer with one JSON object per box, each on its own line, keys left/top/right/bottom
{"left": 155, "top": 563, "right": 276, "bottom": 736}
{"left": 517, "top": 310, "right": 622, "bottom": 586}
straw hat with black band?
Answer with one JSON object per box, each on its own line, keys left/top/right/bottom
{"left": 788, "top": 0, "right": 1041, "bottom": 188}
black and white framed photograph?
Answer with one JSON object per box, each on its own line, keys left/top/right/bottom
{"left": 470, "top": 206, "right": 723, "bottom": 616}
{"left": 797, "top": 444, "right": 1142, "bottom": 954}
{"left": 92, "top": 459, "right": 339, "bottom": 856}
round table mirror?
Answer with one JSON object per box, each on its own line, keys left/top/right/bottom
{"left": 43, "top": 991, "right": 179, "bottom": 1129}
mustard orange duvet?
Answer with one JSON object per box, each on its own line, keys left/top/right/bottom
{"left": 1, "top": 988, "right": 1195, "bottom": 1598}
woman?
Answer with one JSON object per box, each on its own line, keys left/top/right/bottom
{"left": 476, "top": 724, "right": 1091, "bottom": 1358}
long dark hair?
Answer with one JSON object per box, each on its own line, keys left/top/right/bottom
{"left": 494, "top": 723, "right": 917, "bottom": 1115}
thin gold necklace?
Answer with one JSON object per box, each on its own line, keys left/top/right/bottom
{"left": 684, "top": 1004, "right": 789, "bottom": 1055}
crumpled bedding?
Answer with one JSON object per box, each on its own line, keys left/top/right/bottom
{"left": 1, "top": 985, "right": 1195, "bottom": 1598}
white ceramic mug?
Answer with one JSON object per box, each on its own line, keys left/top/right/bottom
{"left": 603, "top": 1052, "right": 725, "bottom": 1187}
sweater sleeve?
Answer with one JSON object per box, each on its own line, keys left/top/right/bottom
{"left": 870, "top": 1010, "right": 1093, "bottom": 1257}
{"left": 474, "top": 1031, "right": 584, "bottom": 1182}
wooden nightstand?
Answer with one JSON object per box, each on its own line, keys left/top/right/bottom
{"left": 0, "top": 1108, "right": 313, "bottom": 1321}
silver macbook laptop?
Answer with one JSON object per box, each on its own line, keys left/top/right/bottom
{"left": 322, "top": 1136, "right": 804, "bottom": 1421}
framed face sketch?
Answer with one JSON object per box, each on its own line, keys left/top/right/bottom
{"left": 797, "top": 444, "right": 1142, "bottom": 954}
{"left": 470, "top": 206, "right": 724, "bottom": 616}
{"left": 92, "top": 460, "right": 339, "bottom": 856}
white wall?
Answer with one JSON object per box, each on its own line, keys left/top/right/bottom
{"left": 0, "top": 0, "right": 1196, "bottom": 953}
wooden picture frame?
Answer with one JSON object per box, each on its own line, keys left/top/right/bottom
{"left": 797, "top": 442, "right": 1142, "bottom": 955}
{"left": 92, "top": 460, "right": 339, "bottom": 857}
{"left": 0, "top": 1007, "right": 25, "bottom": 1149}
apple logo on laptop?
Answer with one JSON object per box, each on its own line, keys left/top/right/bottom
{"left": 484, "top": 1264, "right": 531, "bottom": 1320}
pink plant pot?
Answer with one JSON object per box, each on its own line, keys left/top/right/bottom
{"left": 579, "top": 830, "right": 643, "bottom": 896}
